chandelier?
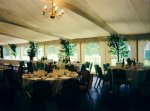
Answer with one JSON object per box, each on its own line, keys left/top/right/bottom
{"left": 42, "top": 0, "right": 64, "bottom": 19}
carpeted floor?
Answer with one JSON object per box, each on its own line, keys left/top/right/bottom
{"left": 0, "top": 77, "right": 150, "bottom": 111}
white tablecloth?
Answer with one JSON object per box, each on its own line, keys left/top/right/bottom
{"left": 110, "top": 68, "right": 147, "bottom": 92}
{"left": 22, "top": 74, "right": 78, "bottom": 97}
{"left": 126, "top": 69, "right": 146, "bottom": 89}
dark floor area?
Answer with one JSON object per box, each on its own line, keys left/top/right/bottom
{"left": 0, "top": 77, "right": 150, "bottom": 111}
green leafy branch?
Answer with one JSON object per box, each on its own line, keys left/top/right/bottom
{"left": 107, "top": 33, "right": 129, "bottom": 62}
{"left": 8, "top": 44, "right": 17, "bottom": 57}
{"left": 27, "top": 41, "right": 39, "bottom": 60}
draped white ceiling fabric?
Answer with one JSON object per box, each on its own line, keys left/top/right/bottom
{"left": 0, "top": 0, "right": 150, "bottom": 45}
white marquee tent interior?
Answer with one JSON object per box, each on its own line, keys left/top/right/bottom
{"left": 0, "top": 1, "right": 150, "bottom": 111}
{"left": 0, "top": 0, "right": 150, "bottom": 45}
{"left": 0, "top": 0, "right": 150, "bottom": 67}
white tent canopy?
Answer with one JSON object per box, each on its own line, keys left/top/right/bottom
{"left": 0, "top": 0, "right": 150, "bottom": 45}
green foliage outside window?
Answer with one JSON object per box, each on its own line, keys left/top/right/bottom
{"left": 107, "top": 33, "right": 129, "bottom": 62}
{"left": 4, "top": 47, "right": 10, "bottom": 56}
{"left": 85, "top": 42, "right": 100, "bottom": 56}
{"left": 23, "top": 46, "right": 28, "bottom": 56}
{"left": 48, "top": 45, "right": 57, "bottom": 54}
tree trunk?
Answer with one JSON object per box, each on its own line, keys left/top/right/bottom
{"left": 66, "top": 56, "right": 70, "bottom": 63}
{"left": 117, "top": 49, "right": 120, "bottom": 62}
{"left": 30, "top": 57, "right": 34, "bottom": 61}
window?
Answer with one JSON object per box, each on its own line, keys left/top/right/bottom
{"left": 144, "top": 42, "right": 150, "bottom": 66}
{"left": 111, "top": 42, "right": 131, "bottom": 66}
{"left": 37, "top": 46, "right": 44, "bottom": 60}
{"left": 15, "top": 47, "right": 20, "bottom": 60}
{"left": 47, "top": 45, "right": 58, "bottom": 61}
{"left": 3, "top": 47, "right": 10, "bottom": 59}
{"left": 84, "top": 42, "right": 101, "bottom": 73}
{"left": 22, "top": 46, "right": 29, "bottom": 60}
{"left": 70, "top": 44, "right": 77, "bottom": 62}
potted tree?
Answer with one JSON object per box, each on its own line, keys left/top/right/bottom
{"left": 107, "top": 33, "right": 129, "bottom": 63}
{"left": 27, "top": 41, "right": 39, "bottom": 61}
{"left": 59, "top": 38, "right": 75, "bottom": 63}
{"left": 9, "top": 44, "right": 17, "bottom": 58}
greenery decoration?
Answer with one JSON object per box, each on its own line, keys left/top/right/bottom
{"left": 27, "top": 41, "right": 39, "bottom": 60}
{"left": 59, "top": 38, "right": 76, "bottom": 63}
{"left": 107, "top": 33, "right": 129, "bottom": 62}
{"left": 0, "top": 46, "right": 3, "bottom": 58}
{"left": 8, "top": 44, "right": 17, "bottom": 57}
{"left": 41, "top": 56, "right": 47, "bottom": 62}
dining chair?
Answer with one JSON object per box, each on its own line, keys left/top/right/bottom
{"left": 85, "top": 62, "right": 90, "bottom": 69}
{"left": 94, "top": 64, "right": 99, "bottom": 88}
{"left": 58, "top": 78, "right": 80, "bottom": 111}
{"left": 45, "top": 63, "right": 53, "bottom": 73}
{"left": 79, "top": 70, "right": 93, "bottom": 104}
{"left": 12, "top": 91, "right": 31, "bottom": 111}
{"left": 137, "top": 70, "right": 150, "bottom": 98}
{"left": 4, "top": 69, "right": 22, "bottom": 92}
{"left": 77, "top": 63, "right": 86, "bottom": 76}
{"left": 2, "top": 69, "right": 25, "bottom": 110}
{"left": 29, "top": 81, "right": 52, "bottom": 111}
{"left": 112, "top": 69, "right": 131, "bottom": 94}
{"left": 80, "top": 64, "right": 86, "bottom": 72}
{"left": 0, "top": 76, "right": 13, "bottom": 111}
{"left": 27, "top": 62, "right": 33, "bottom": 73}
{"left": 89, "top": 63, "right": 93, "bottom": 72}
{"left": 95, "top": 66, "right": 111, "bottom": 94}
{"left": 103, "top": 63, "right": 110, "bottom": 74}
{"left": 19, "top": 61, "right": 25, "bottom": 67}
{"left": 65, "top": 64, "right": 76, "bottom": 72}
{"left": 36, "top": 62, "right": 41, "bottom": 70}
{"left": 0, "top": 75, "right": 10, "bottom": 99}
{"left": 31, "top": 81, "right": 52, "bottom": 101}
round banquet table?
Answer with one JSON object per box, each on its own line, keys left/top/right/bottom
{"left": 22, "top": 73, "right": 78, "bottom": 97}
{"left": 109, "top": 68, "right": 148, "bottom": 93}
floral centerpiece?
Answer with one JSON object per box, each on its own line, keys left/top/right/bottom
{"left": 41, "top": 56, "right": 47, "bottom": 62}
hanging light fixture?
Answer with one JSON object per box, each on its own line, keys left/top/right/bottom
{"left": 42, "top": 0, "right": 64, "bottom": 19}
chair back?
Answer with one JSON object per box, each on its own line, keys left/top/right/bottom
{"left": 94, "top": 64, "right": 99, "bottom": 75}
{"left": 0, "top": 76, "right": 9, "bottom": 94}
{"left": 19, "top": 61, "right": 25, "bottom": 67}
{"left": 103, "top": 63, "right": 110, "bottom": 74}
{"left": 113, "top": 69, "right": 127, "bottom": 83}
{"left": 36, "top": 62, "right": 41, "bottom": 69}
{"left": 97, "top": 66, "right": 103, "bottom": 78}
{"left": 4, "top": 69, "right": 22, "bottom": 92}
{"left": 80, "top": 70, "right": 93, "bottom": 89}
{"left": 32, "top": 81, "right": 52, "bottom": 100}
{"left": 89, "top": 63, "right": 93, "bottom": 72}
{"left": 80, "top": 64, "right": 86, "bottom": 72}
{"left": 45, "top": 63, "right": 53, "bottom": 73}
{"left": 81, "top": 70, "right": 91, "bottom": 82}
{"left": 27, "top": 62, "right": 33, "bottom": 73}
{"left": 65, "top": 65, "right": 76, "bottom": 72}
{"left": 88, "top": 74, "right": 93, "bottom": 89}
{"left": 85, "top": 62, "right": 90, "bottom": 68}
{"left": 12, "top": 91, "right": 31, "bottom": 111}
{"left": 62, "top": 78, "right": 79, "bottom": 99}
{"left": 145, "top": 70, "right": 150, "bottom": 82}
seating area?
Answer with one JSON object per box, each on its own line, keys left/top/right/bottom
{"left": 94, "top": 66, "right": 111, "bottom": 95}
{"left": 1, "top": 74, "right": 150, "bottom": 111}
{"left": 0, "top": 0, "right": 150, "bottom": 111}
